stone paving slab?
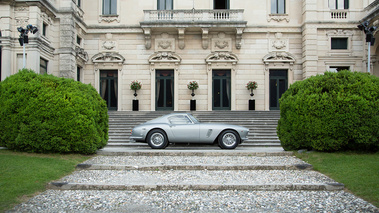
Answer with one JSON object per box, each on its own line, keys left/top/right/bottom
{"left": 11, "top": 190, "right": 378, "bottom": 212}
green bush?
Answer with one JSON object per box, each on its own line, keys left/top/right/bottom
{"left": 277, "top": 70, "right": 379, "bottom": 152}
{"left": 0, "top": 69, "right": 108, "bottom": 154}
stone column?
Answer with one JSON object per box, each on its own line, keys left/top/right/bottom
{"left": 58, "top": 14, "right": 76, "bottom": 79}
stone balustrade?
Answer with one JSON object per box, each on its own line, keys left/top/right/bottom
{"left": 143, "top": 9, "right": 245, "bottom": 23}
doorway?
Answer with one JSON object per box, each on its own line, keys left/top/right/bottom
{"left": 214, "top": 0, "right": 229, "bottom": 9}
{"left": 156, "top": 70, "right": 174, "bottom": 111}
{"left": 213, "top": 70, "right": 231, "bottom": 110}
{"left": 269, "top": 70, "right": 288, "bottom": 110}
{"left": 100, "top": 70, "right": 118, "bottom": 110}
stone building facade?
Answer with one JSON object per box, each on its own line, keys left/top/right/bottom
{"left": 0, "top": 0, "right": 378, "bottom": 111}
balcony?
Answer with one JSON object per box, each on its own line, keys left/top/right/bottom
{"left": 140, "top": 9, "right": 247, "bottom": 50}
{"left": 141, "top": 9, "right": 246, "bottom": 27}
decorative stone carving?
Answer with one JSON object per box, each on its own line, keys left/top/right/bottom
{"left": 92, "top": 52, "right": 125, "bottom": 63}
{"left": 75, "top": 46, "right": 89, "bottom": 62}
{"left": 326, "top": 29, "right": 353, "bottom": 36}
{"left": 269, "top": 32, "right": 289, "bottom": 52}
{"left": 148, "top": 52, "right": 182, "bottom": 63}
{"left": 103, "top": 41, "right": 116, "bottom": 50}
{"left": 205, "top": 52, "right": 238, "bottom": 63}
{"left": 263, "top": 52, "right": 295, "bottom": 62}
{"left": 268, "top": 14, "right": 290, "bottom": 22}
{"left": 235, "top": 28, "right": 244, "bottom": 49}
{"left": 143, "top": 28, "right": 152, "bottom": 49}
{"left": 98, "top": 15, "right": 120, "bottom": 23}
{"left": 155, "top": 33, "right": 175, "bottom": 52}
{"left": 262, "top": 52, "right": 296, "bottom": 71}
{"left": 212, "top": 33, "right": 232, "bottom": 52}
{"left": 178, "top": 28, "right": 185, "bottom": 49}
{"left": 202, "top": 28, "right": 209, "bottom": 49}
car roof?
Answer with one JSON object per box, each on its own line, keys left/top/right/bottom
{"left": 146, "top": 113, "right": 191, "bottom": 123}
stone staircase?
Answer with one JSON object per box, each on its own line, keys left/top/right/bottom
{"left": 106, "top": 110, "right": 281, "bottom": 149}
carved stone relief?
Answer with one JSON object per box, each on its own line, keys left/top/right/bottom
{"left": 268, "top": 14, "right": 290, "bottom": 23}
{"left": 92, "top": 52, "right": 125, "bottom": 64}
{"left": 262, "top": 51, "right": 296, "bottom": 71}
{"left": 212, "top": 32, "right": 232, "bottom": 52}
{"left": 269, "top": 32, "right": 289, "bottom": 52}
{"left": 75, "top": 46, "right": 89, "bottom": 62}
{"left": 149, "top": 52, "right": 181, "bottom": 63}
{"left": 155, "top": 33, "right": 175, "bottom": 52}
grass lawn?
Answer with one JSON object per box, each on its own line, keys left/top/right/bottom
{"left": 295, "top": 151, "right": 379, "bottom": 208}
{"left": 0, "top": 149, "right": 91, "bottom": 212}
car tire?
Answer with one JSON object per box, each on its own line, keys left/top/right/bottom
{"left": 146, "top": 129, "right": 168, "bottom": 149}
{"left": 218, "top": 130, "right": 239, "bottom": 149}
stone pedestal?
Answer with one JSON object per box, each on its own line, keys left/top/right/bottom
{"left": 133, "top": 100, "right": 139, "bottom": 111}
{"left": 249, "top": 100, "right": 255, "bottom": 111}
{"left": 190, "top": 100, "right": 196, "bottom": 111}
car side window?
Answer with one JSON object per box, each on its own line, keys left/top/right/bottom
{"left": 168, "top": 115, "right": 192, "bottom": 125}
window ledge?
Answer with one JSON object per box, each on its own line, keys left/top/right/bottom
{"left": 268, "top": 14, "right": 289, "bottom": 22}
{"left": 98, "top": 15, "right": 120, "bottom": 23}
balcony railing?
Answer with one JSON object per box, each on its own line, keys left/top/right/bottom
{"left": 142, "top": 9, "right": 245, "bottom": 23}
{"left": 330, "top": 10, "right": 348, "bottom": 19}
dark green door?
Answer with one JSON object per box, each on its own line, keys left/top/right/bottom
{"left": 213, "top": 70, "right": 231, "bottom": 110}
{"left": 156, "top": 70, "right": 174, "bottom": 111}
{"left": 270, "top": 70, "right": 288, "bottom": 110}
{"left": 100, "top": 70, "right": 118, "bottom": 110}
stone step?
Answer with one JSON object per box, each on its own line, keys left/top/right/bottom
{"left": 48, "top": 169, "right": 344, "bottom": 191}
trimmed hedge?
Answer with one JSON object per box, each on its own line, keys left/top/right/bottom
{"left": 277, "top": 70, "right": 379, "bottom": 152}
{"left": 0, "top": 69, "right": 108, "bottom": 154}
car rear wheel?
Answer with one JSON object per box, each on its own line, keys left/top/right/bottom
{"left": 147, "top": 129, "right": 168, "bottom": 149}
{"left": 218, "top": 130, "right": 239, "bottom": 149}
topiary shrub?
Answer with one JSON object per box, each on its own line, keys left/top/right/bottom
{"left": 277, "top": 70, "right": 379, "bottom": 152}
{"left": 0, "top": 69, "right": 108, "bottom": 154}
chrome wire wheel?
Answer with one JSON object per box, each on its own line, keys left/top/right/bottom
{"left": 222, "top": 133, "right": 237, "bottom": 146}
{"left": 147, "top": 129, "right": 168, "bottom": 149}
{"left": 150, "top": 132, "right": 164, "bottom": 146}
{"left": 218, "top": 130, "right": 239, "bottom": 149}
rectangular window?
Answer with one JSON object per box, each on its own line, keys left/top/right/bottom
{"left": 77, "top": 0, "right": 81, "bottom": 7}
{"left": 271, "top": 0, "right": 286, "bottom": 14}
{"left": 42, "top": 23, "right": 47, "bottom": 36}
{"left": 331, "top": 38, "right": 348, "bottom": 49}
{"left": 77, "top": 67, "right": 81, "bottom": 81}
{"left": 330, "top": 66, "right": 350, "bottom": 72}
{"left": 158, "top": 0, "right": 173, "bottom": 10}
{"left": 329, "top": 0, "right": 349, "bottom": 9}
{"left": 103, "top": 0, "right": 117, "bottom": 15}
{"left": 40, "top": 58, "right": 48, "bottom": 75}
{"left": 77, "top": 36, "right": 82, "bottom": 45}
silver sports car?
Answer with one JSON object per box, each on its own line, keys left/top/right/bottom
{"left": 130, "top": 113, "right": 249, "bottom": 149}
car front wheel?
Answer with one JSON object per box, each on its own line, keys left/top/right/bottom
{"left": 147, "top": 129, "right": 168, "bottom": 149}
{"left": 218, "top": 130, "right": 239, "bottom": 149}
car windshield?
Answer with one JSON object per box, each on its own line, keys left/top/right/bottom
{"left": 188, "top": 114, "right": 200, "bottom": 124}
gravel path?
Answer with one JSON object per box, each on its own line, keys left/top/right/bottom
{"left": 8, "top": 154, "right": 379, "bottom": 212}
{"left": 11, "top": 190, "right": 378, "bottom": 212}
{"left": 83, "top": 156, "right": 306, "bottom": 166}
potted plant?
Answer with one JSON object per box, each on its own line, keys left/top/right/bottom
{"left": 187, "top": 81, "right": 199, "bottom": 98}
{"left": 246, "top": 81, "right": 258, "bottom": 110}
{"left": 187, "top": 81, "right": 199, "bottom": 111}
{"left": 246, "top": 81, "right": 258, "bottom": 98}
{"left": 130, "top": 80, "right": 142, "bottom": 111}
{"left": 130, "top": 80, "right": 142, "bottom": 99}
